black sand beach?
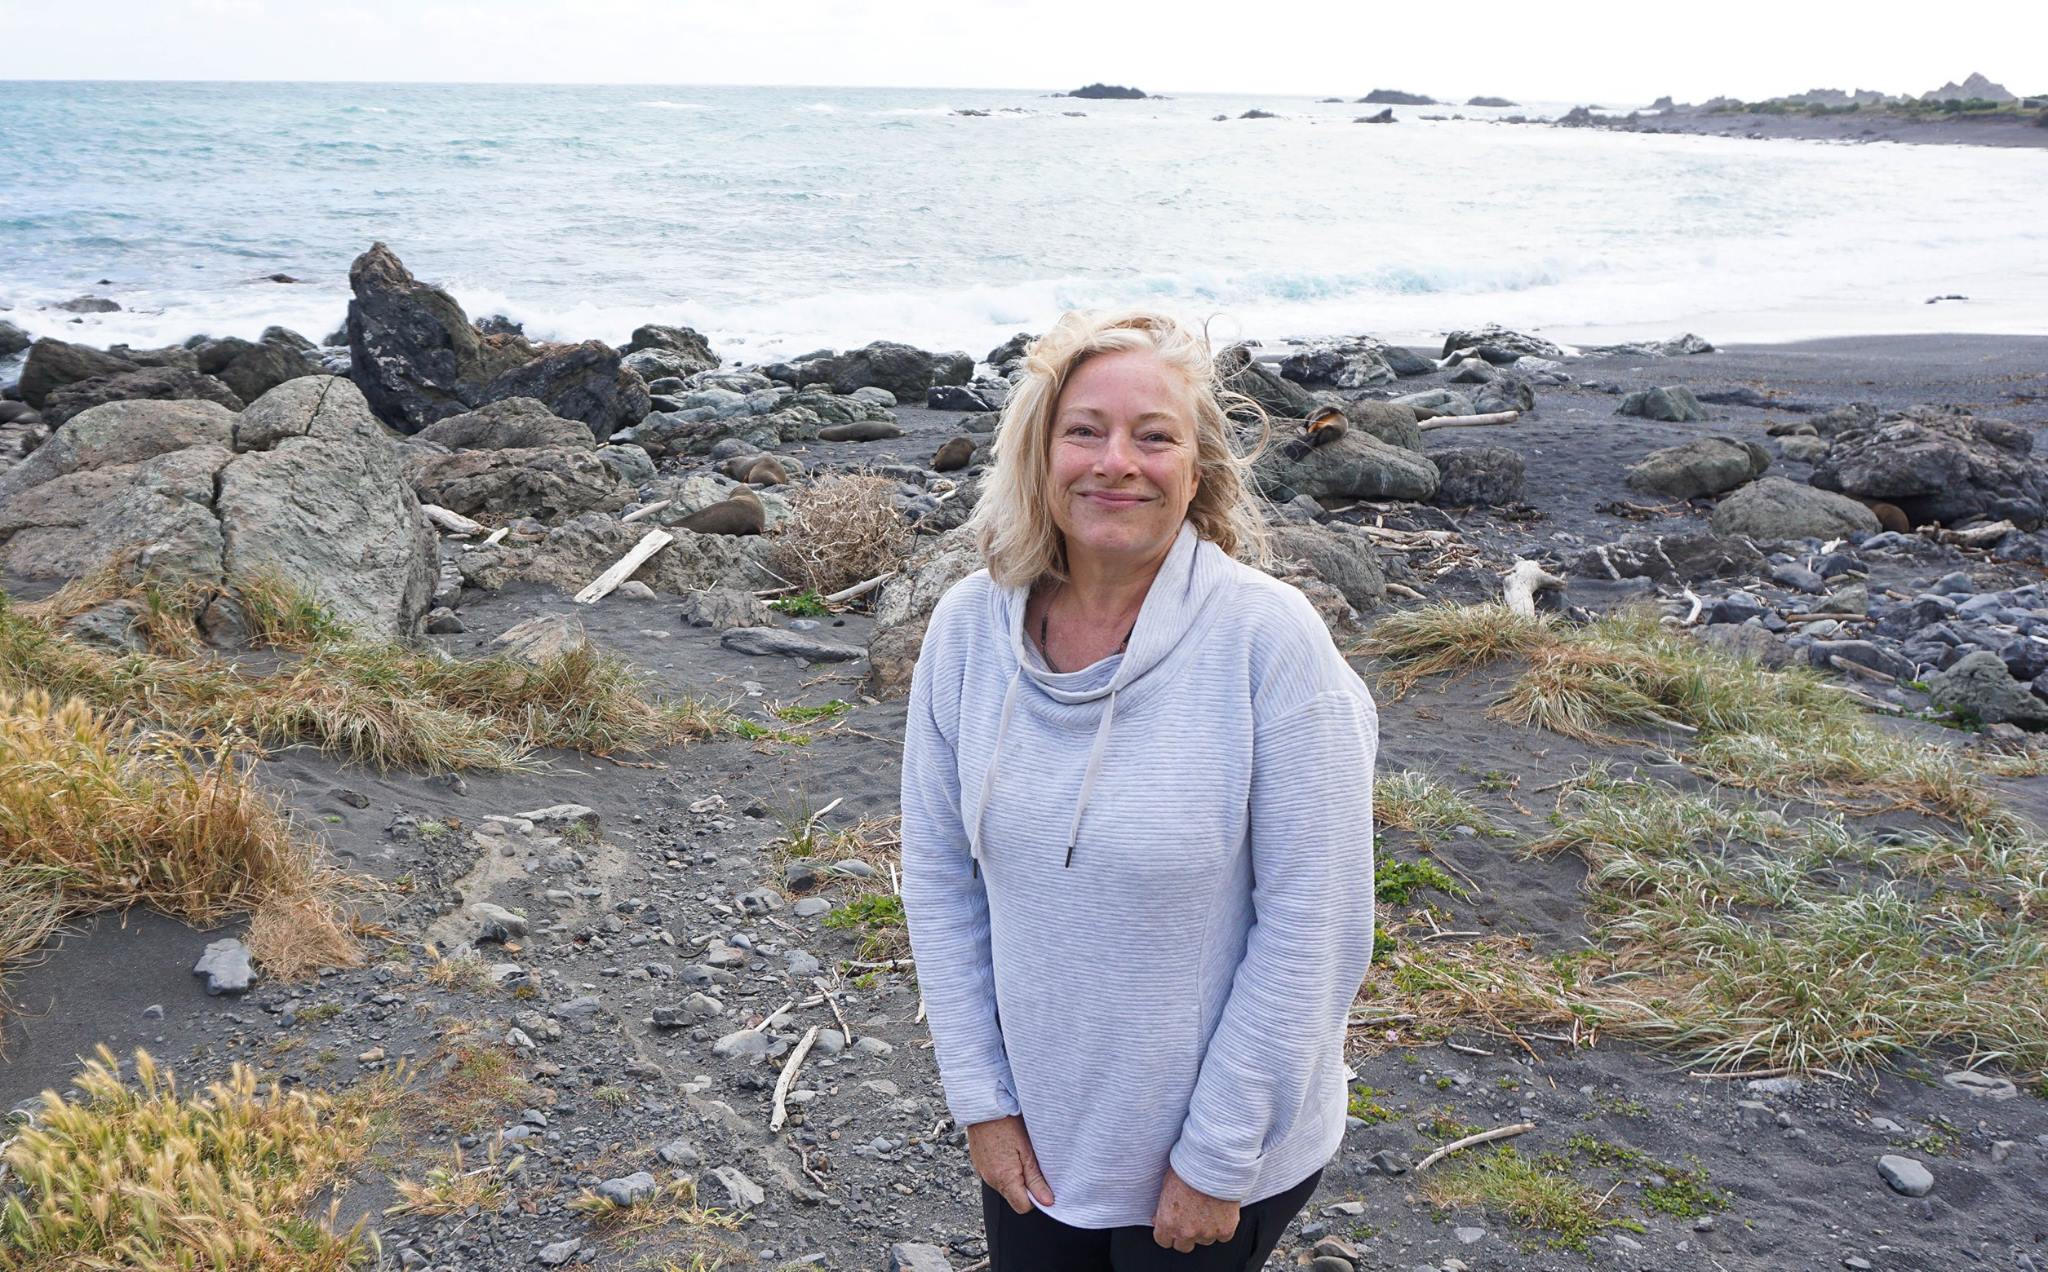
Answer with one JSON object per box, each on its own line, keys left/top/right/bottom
{"left": 2, "top": 282, "right": 2047, "bottom": 1271}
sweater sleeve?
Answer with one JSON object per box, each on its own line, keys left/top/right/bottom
{"left": 899, "top": 630, "right": 1021, "bottom": 1128}
{"left": 1168, "top": 686, "right": 1377, "bottom": 1200}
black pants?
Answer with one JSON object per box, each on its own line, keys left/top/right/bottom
{"left": 981, "top": 1169, "right": 1321, "bottom": 1271}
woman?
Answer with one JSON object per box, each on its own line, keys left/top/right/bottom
{"left": 900, "top": 310, "right": 1377, "bottom": 1269}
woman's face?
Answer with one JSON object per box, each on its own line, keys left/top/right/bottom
{"left": 1047, "top": 349, "right": 1202, "bottom": 572}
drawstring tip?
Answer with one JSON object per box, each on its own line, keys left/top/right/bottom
{"left": 971, "top": 858, "right": 980, "bottom": 879}
{"left": 1063, "top": 841, "right": 1075, "bottom": 868}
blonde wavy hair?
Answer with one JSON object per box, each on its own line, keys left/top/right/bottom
{"left": 968, "top": 309, "right": 1270, "bottom": 588}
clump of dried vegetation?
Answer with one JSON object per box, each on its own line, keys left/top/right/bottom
{"left": 0, "top": 572, "right": 731, "bottom": 772}
{"left": 1359, "top": 602, "right": 2048, "bottom": 1086}
{"left": 771, "top": 473, "right": 912, "bottom": 594}
{"left": 0, "top": 687, "right": 359, "bottom": 988}
{"left": 0, "top": 1046, "right": 383, "bottom": 1270}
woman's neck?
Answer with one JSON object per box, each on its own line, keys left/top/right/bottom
{"left": 1058, "top": 540, "right": 1173, "bottom": 622}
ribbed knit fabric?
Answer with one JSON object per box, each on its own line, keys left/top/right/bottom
{"left": 901, "top": 522, "right": 1378, "bottom": 1229}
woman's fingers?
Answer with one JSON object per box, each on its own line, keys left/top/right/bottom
{"left": 1020, "top": 1143, "right": 1057, "bottom": 1208}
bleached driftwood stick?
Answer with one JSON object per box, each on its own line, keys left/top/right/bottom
{"left": 770, "top": 1025, "right": 821, "bottom": 1131}
{"left": 1503, "top": 558, "right": 1565, "bottom": 618}
{"left": 813, "top": 976, "right": 854, "bottom": 1047}
{"left": 477, "top": 526, "right": 509, "bottom": 548}
{"left": 1413, "top": 1121, "right": 1537, "bottom": 1173}
{"left": 1680, "top": 587, "right": 1705, "bottom": 626}
{"left": 420, "top": 504, "right": 485, "bottom": 536}
{"left": 621, "top": 499, "right": 672, "bottom": 524}
{"left": 825, "top": 571, "right": 894, "bottom": 605}
{"left": 1385, "top": 582, "right": 1427, "bottom": 601}
{"left": 1417, "top": 410, "right": 1520, "bottom": 431}
{"left": 574, "top": 529, "right": 674, "bottom": 604}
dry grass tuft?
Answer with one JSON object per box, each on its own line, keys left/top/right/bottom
{"left": 772, "top": 473, "right": 912, "bottom": 594}
{"left": 0, "top": 688, "right": 358, "bottom": 981}
{"left": 385, "top": 1142, "right": 520, "bottom": 1219}
{"left": 0, "top": 1046, "right": 373, "bottom": 1270}
{"left": 1361, "top": 603, "right": 1552, "bottom": 694}
{"left": 0, "top": 584, "right": 729, "bottom": 774}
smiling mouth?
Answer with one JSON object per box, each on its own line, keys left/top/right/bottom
{"left": 1080, "top": 490, "right": 1150, "bottom": 506}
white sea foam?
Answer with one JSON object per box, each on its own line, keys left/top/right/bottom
{"left": 639, "top": 100, "right": 709, "bottom": 111}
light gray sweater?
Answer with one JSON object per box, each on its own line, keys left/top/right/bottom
{"left": 901, "top": 521, "right": 1378, "bottom": 1229}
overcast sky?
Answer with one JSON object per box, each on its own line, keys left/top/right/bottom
{"left": 3, "top": 0, "right": 2042, "bottom": 105}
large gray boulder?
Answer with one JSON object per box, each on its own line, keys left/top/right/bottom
{"left": 0, "top": 321, "right": 29, "bottom": 358}
{"left": 0, "top": 443, "right": 233, "bottom": 583}
{"left": 0, "top": 398, "right": 237, "bottom": 506}
{"left": 1625, "top": 436, "right": 1769, "bottom": 499}
{"left": 215, "top": 377, "right": 437, "bottom": 637}
{"left": 43, "top": 365, "right": 244, "bottom": 427}
{"left": 408, "top": 447, "right": 629, "bottom": 522}
{"left": 1708, "top": 476, "right": 1880, "bottom": 541}
{"left": 866, "top": 527, "right": 983, "bottom": 698}
{"left": 1428, "top": 445, "right": 1525, "bottom": 506}
{"left": 1810, "top": 406, "right": 2047, "bottom": 528}
{"left": 1616, "top": 386, "right": 1708, "bottom": 422}
{"left": 1254, "top": 428, "right": 1439, "bottom": 503}
{"left": 1217, "top": 343, "right": 1324, "bottom": 422}
{"left": 1571, "top": 531, "right": 1766, "bottom": 583}
{"left": 1925, "top": 650, "right": 2048, "bottom": 726}
{"left": 1268, "top": 522, "right": 1385, "bottom": 611}
{"left": 414, "top": 397, "right": 597, "bottom": 451}
{"left": 345, "top": 241, "right": 535, "bottom": 431}
{"left": 1341, "top": 400, "right": 1423, "bottom": 451}
{"left": 479, "top": 340, "right": 650, "bottom": 444}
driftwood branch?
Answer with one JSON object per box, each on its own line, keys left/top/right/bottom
{"left": 825, "top": 572, "right": 894, "bottom": 605}
{"left": 1502, "top": 558, "right": 1565, "bottom": 618}
{"left": 770, "top": 1025, "right": 821, "bottom": 1131}
{"left": 814, "top": 976, "right": 854, "bottom": 1047}
{"left": 621, "top": 499, "right": 672, "bottom": 524}
{"left": 574, "top": 529, "right": 674, "bottom": 604}
{"left": 1417, "top": 410, "right": 1520, "bottom": 432}
{"left": 420, "top": 504, "right": 485, "bottom": 536}
{"left": 1413, "top": 1121, "right": 1537, "bottom": 1173}
{"left": 1385, "top": 582, "right": 1426, "bottom": 601}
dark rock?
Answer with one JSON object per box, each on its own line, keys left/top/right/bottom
{"left": 1269, "top": 523, "right": 1385, "bottom": 611}
{"left": 43, "top": 366, "right": 244, "bottom": 427}
{"left": 1427, "top": 446, "right": 1525, "bottom": 506}
{"left": 624, "top": 324, "right": 718, "bottom": 376}
{"left": 345, "top": 241, "right": 536, "bottom": 431}
{"left": 1709, "top": 477, "right": 1881, "bottom": 541}
{"left": 1616, "top": 386, "right": 1708, "bottom": 422}
{"left": 1706, "top": 592, "right": 1769, "bottom": 625}
{"left": 721, "top": 626, "right": 866, "bottom": 662}
{"left": 1354, "top": 109, "right": 1397, "bottom": 124}
{"left": 1926, "top": 650, "right": 2048, "bottom": 725}
{"left": 1696, "top": 622, "right": 1791, "bottom": 667}
{"left": 1439, "top": 325, "right": 1563, "bottom": 362}
{"left": 1067, "top": 83, "right": 1147, "bottom": 99}
{"left": 927, "top": 383, "right": 996, "bottom": 412}
{"left": 18, "top": 338, "right": 139, "bottom": 409}
{"left": 1572, "top": 531, "right": 1765, "bottom": 583}
{"left": 1769, "top": 564, "right": 1826, "bottom": 593}
{"left": 480, "top": 341, "right": 648, "bottom": 444}
{"left": 1809, "top": 405, "right": 2048, "bottom": 529}
{"left": 1808, "top": 639, "right": 1913, "bottom": 681}
{"left": 1217, "top": 343, "right": 1324, "bottom": 422}
{"left": 1467, "top": 95, "right": 1518, "bottom": 107}
{"left": 1341, "top": 400, "right": 1422, "bottom": 450}
{"left": 789, "top": 341, "right": 969, "bottom": 399}
{"left": 1626, "top": 436, "right": 1769, "bottom": 499}
{"left": 1254, "top": 428, "right": 1438, "bottom": 503}
{"left": 1381, "top": 346, "right": 1435, "bottom": 377}
{"left": 192, "top": 331, "right": 319, "bottom": 402}
{"left": 1998, "top": 636, "right": 2048, "bottom": 682}
{"left": 1472, "top": 377, "right": 1537, "bottom": 415}
{"left": 53, "top": 295, "right": 121, "bottom": 314}
{"left": 408, "top": 447, "right": 627, "bottom": 522}
{"left": 0, "top": 321, "right": 29, "bottom": 358}
{"left": 1361, "top": 89, "right": 1436, "bottom": 105}
{"left": 415, "top": 397, "right": 597, "bottom": 450}
{"left": 1279, "top": 338, "right": 1397, "bottom": 388}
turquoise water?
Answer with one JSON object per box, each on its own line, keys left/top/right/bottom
{"left": 4, "top": 81, "right": 2046, "bottom": 358}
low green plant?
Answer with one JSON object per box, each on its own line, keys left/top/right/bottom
{"left": 767, "top": 591, "right": 831, "bottom": 618}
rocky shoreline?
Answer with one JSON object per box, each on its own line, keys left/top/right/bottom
{"left": 2, "top": 245, "right": 2047, "bottom": 1270}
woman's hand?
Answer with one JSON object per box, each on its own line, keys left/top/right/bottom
{"left": 966, "top": 1115, "right": 1056, "bottom": 1214}
{"left": 1150, "top": 1167, "right": 1240, "bottom": 1251}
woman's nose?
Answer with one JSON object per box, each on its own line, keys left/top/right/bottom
{"left": 1096, "top": 428, "right": 1140, "bottom": 474}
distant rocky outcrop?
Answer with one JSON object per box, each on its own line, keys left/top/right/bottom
{"left": 1066, "top": 83, "right": 1147, "bottom": 100}
{"left": 762, "top": 342, "right": 971, "bottom": 400}
{"left": 1922, "top": 73, "right": 2014, "bottom": 103}
{"left": 1465, "top": 96, "right": 1518, "bottom": 108}
{"left": 1358, "top": 89, "right": 1436, "bottom": 105}
{"left": 1809, "top": 405, "right": 2048, "bottom": 528}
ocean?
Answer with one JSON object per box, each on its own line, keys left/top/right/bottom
{"left": 3, "top": 81, "right": 2046, "bottom": 362}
